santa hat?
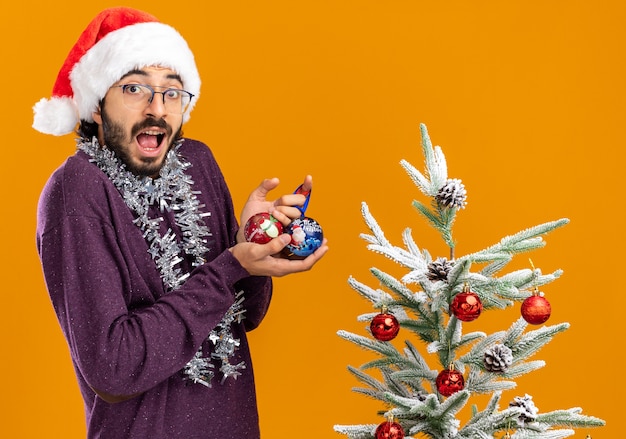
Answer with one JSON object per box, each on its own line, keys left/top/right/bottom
{"left": 33, "top": 7, "right": 201, "bottom": 136}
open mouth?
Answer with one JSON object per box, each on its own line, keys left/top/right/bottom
{"left": 136, "top": 130, "right": 166, "bottom": 153}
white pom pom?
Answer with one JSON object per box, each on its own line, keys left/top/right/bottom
{"left": 32, "top": 97, "right": 79, "bottom": 136}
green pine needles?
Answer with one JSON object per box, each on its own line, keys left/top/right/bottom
{"left": 334, "top": 124, "right": 604, "bottom": 439}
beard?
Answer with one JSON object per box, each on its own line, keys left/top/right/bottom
{"left": 100, "top": 108, "right": 182, "bottom": 177}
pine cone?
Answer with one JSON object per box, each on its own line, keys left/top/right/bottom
{"left": 483, "top": 343, "right": 513, "bottom": 372}
{"left": 426, "top": 257, "right": 454, "bottom": 282}
{"left": 509, "top": 394, "right": 539, "bottom": 424}
{"left": 412, "top": 391, "right": 428, "bottom": 402}
{"left": 435, "top": 178, "right": 467, "bottom": 209}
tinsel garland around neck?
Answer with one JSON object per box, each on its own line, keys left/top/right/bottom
{"left": 78, "top": 137, "right": 247, "bottom": 387}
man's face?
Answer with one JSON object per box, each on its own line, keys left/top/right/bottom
{"left": 93, "top": 66, "right": 185, "bottom": 177}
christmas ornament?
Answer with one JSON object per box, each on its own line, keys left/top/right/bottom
{"left": 244, "top": 212, "right": 283, "bottom": 244}
{"left": 521, "top": 289, "right": 551, "bottom": 325}
{"left": 370, "top": 307, "right": 400, "bottom": 341}
{"left": 436, "top": 178, "right": 467, "bottom": 209}
{"left": 483, "top": 343, "right": 513, "bottom": 372}
{"left": 374, "top": 419, "right": 405, "bottom": 439}
{"left": 426, "top": 257, "right": 454, "bottom": 282}
{"left": 282, "top": 216, "right": 324, "bottom": 259}
{"left": 450, "top": 284, "right": 482, "bottom": 322}
{"left": 436, "top": 364, "right": 465, "bottom": 396}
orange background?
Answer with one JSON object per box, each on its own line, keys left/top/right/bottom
{"left": 0, "top": 1, "right": 622, "bottom": 437}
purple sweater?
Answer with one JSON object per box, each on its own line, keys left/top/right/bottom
{"left": 36, "top": 139, "right": 272, "bottom": 438}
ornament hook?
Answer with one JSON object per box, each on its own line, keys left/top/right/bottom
{"left": 528, "top": 258, "right": 541, "bottom": 295}
{"left": 293, "top": 184, "right": 311, "bottom": 216}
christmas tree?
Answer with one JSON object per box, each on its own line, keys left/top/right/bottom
{"left": 334, "top": 124, "right": 604, "bottom": 439}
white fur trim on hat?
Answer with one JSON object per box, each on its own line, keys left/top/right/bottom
{"left": 32, "top": 96, "right": 79, "bottom": 136}
{"left": 70, "top": 22, "right": 200, "bottom": 125}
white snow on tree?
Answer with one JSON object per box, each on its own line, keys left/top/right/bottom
{"left": 334, "top": 124, "right": 604, "bottom": 439}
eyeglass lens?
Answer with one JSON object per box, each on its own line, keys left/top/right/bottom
{"left": 120, "top": 85, "right": 192, "bottom": 114}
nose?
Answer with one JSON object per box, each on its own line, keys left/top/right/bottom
{"left": 144, "top": 92, "right": 167, "bottom": 118}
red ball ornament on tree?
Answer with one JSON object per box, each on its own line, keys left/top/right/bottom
{"left": 450, "top": 284, "right": 483, "bottom": 322}
{"left": 374, "top": 419, "right": 405, "bottom": 439}
{"left": 243, "top": 212, "right": 283, "bottom": 244}
{"left": 436, "top": 365, "right": 465, "bottom": 397}
{"left": 521, "top": 289, "right": 551, "bottom": 325}
{"left": 370, "top": 308, "right": 400, "bottom": 342}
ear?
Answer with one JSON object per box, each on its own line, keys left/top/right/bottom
{"left": 92, "top": 104, "right": 103, "bottom": 125}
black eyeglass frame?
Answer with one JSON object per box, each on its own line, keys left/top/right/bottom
{"left": 112, "top": 84, "right": 195, "bottom": 113}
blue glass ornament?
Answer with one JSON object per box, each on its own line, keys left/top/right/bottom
{"left": 282, "top": 216, "right": 324, "bottom": 259}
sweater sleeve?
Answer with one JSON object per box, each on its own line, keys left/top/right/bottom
{"left": 189, "top": 140, "right": 273, "bottom": 332}
{"left": 38, "top": 215, "right": 249, "bottom": 398}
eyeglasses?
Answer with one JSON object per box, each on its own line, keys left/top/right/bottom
{"left": 113, "top": 84, "right": 194, "bottom": 114}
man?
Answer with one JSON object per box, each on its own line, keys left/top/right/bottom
{"left": 33, "top": 7, "right": 327, "bottom": 438}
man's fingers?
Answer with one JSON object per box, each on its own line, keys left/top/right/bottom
{"left": 297, "top": 175, "right": 313, "bottom": 195}
{"left": 271, "top": 205, "right": 303, "bottom": 223}
{"left": 252, "top": 178, "right": 280, "bottom": 201}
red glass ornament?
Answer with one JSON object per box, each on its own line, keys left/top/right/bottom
{"left": 244, "top": 212, "right": 283, "bottom": 244}
{"left": 436, "top": 367, "right": 465, "bottom": 397}
{"left": 374, "top": 420, "right": 405, "bottom": 439}
{"left": 450, "top": 287, "right": 482, "bottom": 322}
{"left": 521, "top": 294, "right": 551, "bottom": 325}
{"left": 370, "top": 312, "right": 400, "bottom": 341}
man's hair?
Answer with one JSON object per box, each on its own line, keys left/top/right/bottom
{"left": 77, "top": 120, "right": 99, "bottom": 140}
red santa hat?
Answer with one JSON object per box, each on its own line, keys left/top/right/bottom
{"left": 33, "top": 7, "right": 201, "bottom": 136}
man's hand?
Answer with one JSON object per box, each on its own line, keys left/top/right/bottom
{"left": 232, "top": 175, "right": 327, "bottom": 276}
{"left": 236, "top": 175, "right": 313, "bottom": 244}
{"left": 230, "top": 234, "right": 328, "bottom": 277}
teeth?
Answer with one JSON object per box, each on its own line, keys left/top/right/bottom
{"left": 142, "top": 130, "right": 163, "bottom": 135}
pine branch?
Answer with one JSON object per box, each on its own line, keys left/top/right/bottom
{"left": 360, "top": 202, "right": 426, "bottom": 271}
{"left": 465, "top": 367, "right": 517, "bottom": 394}
{"left": 391, "top": 368, "right": 439, "bottom": 388}
{"left": 370, "top": 268, "right": 427, "bottom": 307}
{"left": 347, "top": 276, "right": 393, "bottom": 309}
{"left": 400, "top": 124, "right": 448, "bottom": 197}
{"left": 459, "top": 391, "right": 504, "bottom": 429}
{"left": 511, "top": 429, "right": 574, "bottom": 439}
{"left": 510, "top": 322, "right": 570, "bottom": 361}
{"left": 402, "top": 228, "right": 425, "bottom": 259}
{"left": 468, "top": 219, "right": 570, "bottom": 260}
{"left": 403, "top": 340, "right": 436, "bottom": 374}
{"left": 333, "top": 424, "right": 377, "bottom": 439}
{"left": 337, "top": 330, "right": 402, "bottom": 358}
{"left": 383, "top": 367, "right": 424, "bottom": 398}
{"left": 388, "top": 391, "right": 470, "bottom": 438}
{"left": 458, "top": 331, "right": 507, "bottom": 366}
{"left": 535, "top": 408, "right": 606, "bottom": 428}
{"left": 347, "top": 365, "right": 388, "bottom": 393}
{"left": 502, "top": 361, "right": 546, "bottom": 379}
{"left": 433, "top": 200, "right": 457, "bottom": 249}
{"left": 509, "top": 429, "right": 575, "bottom": 439}
{"left": 400, "top": 319, "right": 440, "bottom": 344}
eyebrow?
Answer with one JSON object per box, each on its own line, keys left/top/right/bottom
{"left": 119, "top": 69, "right": 184, "bottom": 85}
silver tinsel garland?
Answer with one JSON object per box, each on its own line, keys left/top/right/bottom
{"left": 79, "top": 137, "right": 246, "bottom": 387}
